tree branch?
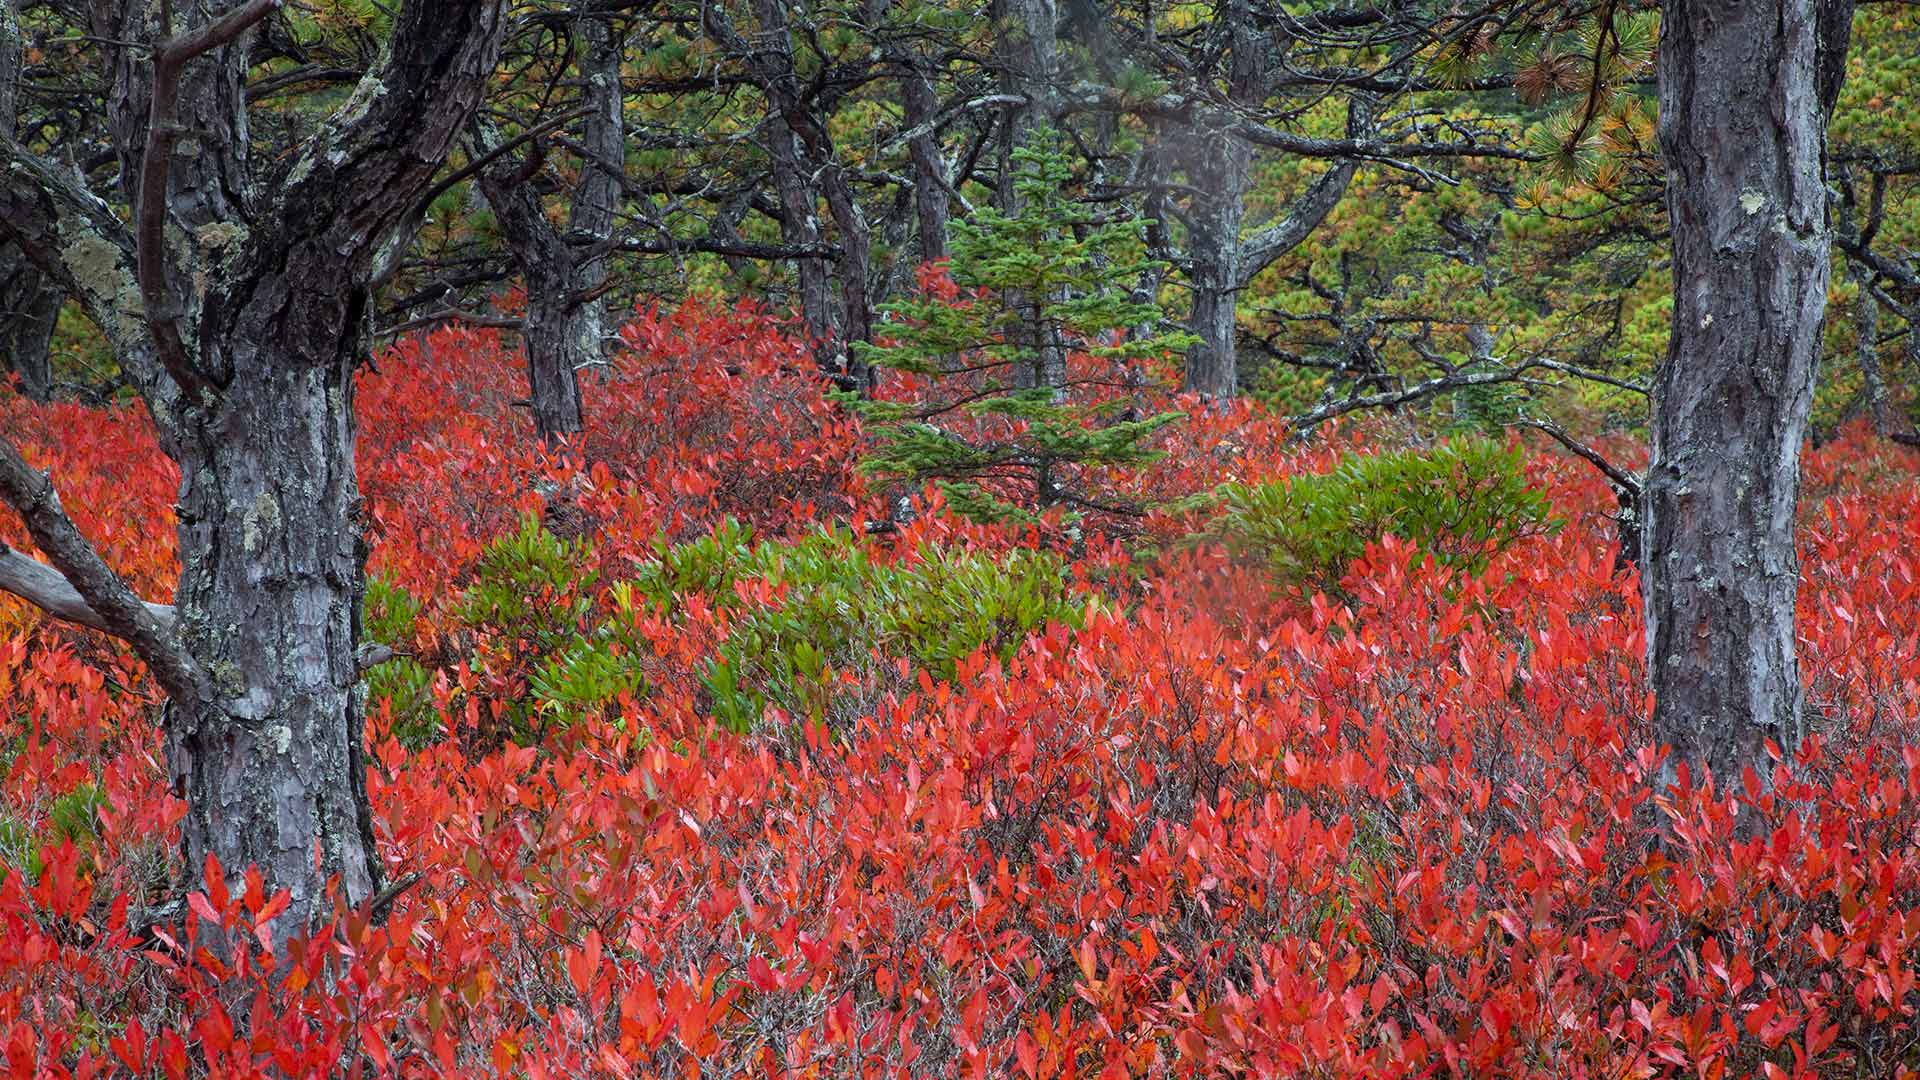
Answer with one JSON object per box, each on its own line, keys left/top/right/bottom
{"left": 266, "top": 0, "right": 507, "bottom": 272}
{"left": 1287, "top": 362, "right": 1545, "bottom": 432}
{"left": 0, "top": 135, "right": 180, "bottom": 441}
{"left": 1513, "top": 416, "right": 1641, "bottom": 497}
{"left": 0, "top": 546, "right": 177, "bottom": 635}
{"left": 1240, "top": 160, "right": 1359, "bottom": 283}
{"left": 0, "top": 439, "right": 204, "bottom": 701}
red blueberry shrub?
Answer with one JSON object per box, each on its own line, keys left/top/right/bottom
{"left": 2, "top": 305, "right": 1920, "bottom": 1078}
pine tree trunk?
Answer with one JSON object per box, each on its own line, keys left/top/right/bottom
{"left": 524, "top": 263, "right": 589, "bottom": 442}
{"left": 476, "top": 11, "right": 622, "bottom": 446}
{"left": 168, "top": 324, "right": 378, "bottom": 918}
{"left": 0, "top": 254, "right": 59, "bottom": 401}
{"left": 477, "top": 178, "right": 587, "bottom": 441}
{"left": 766, "top": 115, "right": 838, "bottom": 360}
{"left": 1, "top": 0, "right": 506, "bottom": 947}
{"left": 1646, "top": 0, "right": 1852, "bottom": 793}
{"left": 1183, "top": 138, "right": 1250, "bottom": 398}
{"left": 1177, "top": 0, "right": 1260, "bottom": 399}
{"left": 901, "top": 62, "right": 950, "bottom": 263}
{"left": 1851, "top": 262, "right": 1888, "bottom": 433}
{"left": 2, "top": 0, "right": 58, "bottom": 402}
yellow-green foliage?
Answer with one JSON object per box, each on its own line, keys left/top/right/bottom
{"left": 632, "top": 520, "right": 1094, "bottom": 730}
{"left": 1206, "top": 437, "right": 1559, "bottom": 599}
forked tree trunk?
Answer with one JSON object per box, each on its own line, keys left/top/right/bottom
{"left": 1, "top": 0, "right": 506, "bottom": 944}
{"left": 478, "top": 13, "right": 623, "bottom": 443}
{"left": 1645, "top": 0, "right": 1852, "bottom": 792}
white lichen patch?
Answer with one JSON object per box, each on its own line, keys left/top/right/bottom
{"left": 195, "top": 221, "right": 247, "bottom": 251}
{"left": 1738, "top": 189, "right": 1766, "bottom": 215}
{"left": 326, "top": 75, "right": 388, "bottom": 165}
{"left": 242, "top": 491, "right": 282, "bottom": 554}
{"left": 58, "top": 225, "right": 145, "bottom": 335}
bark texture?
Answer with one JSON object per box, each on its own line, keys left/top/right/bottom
{"left": 0, "top": 254, "right": 60, "bottom": 401}
{"left": 477, "top": 14, "right": 623, "bottom": 441}
{"left": 1646, "top": 0, "right": 1852, "bottom": 793}
{"left": 1, "top": 0, "right": 59, "bottom": 401}
{"left": 1, "top": 0, "right": 507, "bottom": 942}
{"left": 1163, "top": 1, "right": 1359, "bottom": 398}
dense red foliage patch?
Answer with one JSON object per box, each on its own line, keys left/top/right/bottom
{"left": 3, "top": 304, "right": 1920, "bottom": 1078}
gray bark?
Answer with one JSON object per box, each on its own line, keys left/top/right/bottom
{"left": 1, "top": 0, "right": 59, "bottom": 401}
{"left": 995, "top": 0, "right": 1057, "bottom": 147}
{"left": 900, "top": 59, "right": 951, "bottom": 263}
{"left": 567, "top": 14, "right": 623, "bottom": 393}
{"left": 0, "top": 0, "right": 507, "bottom": 942}
{"left": 1645, "top": 0, "right": 1853, "bottom": 794}
{"left": 476, "top": 16, "right": 623, "bottom": 443}
{"left": 1173, "top": 3, "right": 1359, "bottom": 399}
{"left": 702, "top": 0, "right": 857, "bottom": 374}
{"left": 1176, "top": 0, "right": 1258, "bottom": 400}
{"left": 0, "top": 254, "right": 60, "bottom": 401}
{"left": 1852, "top": 261, "right": 1887, "bottom": 432}
{"left": 764, "top": 110, "right": 838, "bottom": 353}
{"left": 738, "top": 0, "right": 873, "bottom": 384}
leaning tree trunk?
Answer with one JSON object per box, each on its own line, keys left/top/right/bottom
{"left": 1645, "top": 0, "right": 1852, "bottom": 793}
{"left": 765, "top": 113, "right": 839, "bottom": 363}
{"left": 1849, "top": 261, "right": 1888, "bottom": 433}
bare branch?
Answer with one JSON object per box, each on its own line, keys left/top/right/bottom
{"left": 1240, "top": 161, "right": 1359, "bottom": 283}
{"left": 1513, "top": 416, "right": 1642, "bottom": 497}
{"left": 374, "top": 307, "right": 525, "bottom": 339}
{"left": 0, "top": 546, "right": 177, "bottom": 635}
{"left": 879, "top": 94, "right": 1026, "bottom": 154}
{"left": 0, "top": 439, "right": 204, "bottom": 700}
{"left": 414, "top": 106, "right": 594, "bottom": 221}
{"left": 0, "top": 136, "right": 181, "bottom": 436}
{"left": 1287, "top": 363, "right": 1543, "bottom": 432}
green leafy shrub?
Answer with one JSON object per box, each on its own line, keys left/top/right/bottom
{"left": 632, "top": 522, "right": 1094, "bottom": 730}
{"left": 1208, "top": 437, "right": 1559, "bottom": 598}
{"left": 455, "top": 517, "right": 647, "bottom": 743}
{"left": 362, "top": 574, "right": 440, "bottom": 748}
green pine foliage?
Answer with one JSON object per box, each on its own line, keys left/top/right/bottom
{"left": 845, "top": 129, "right": 1191, "bottom": 523}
